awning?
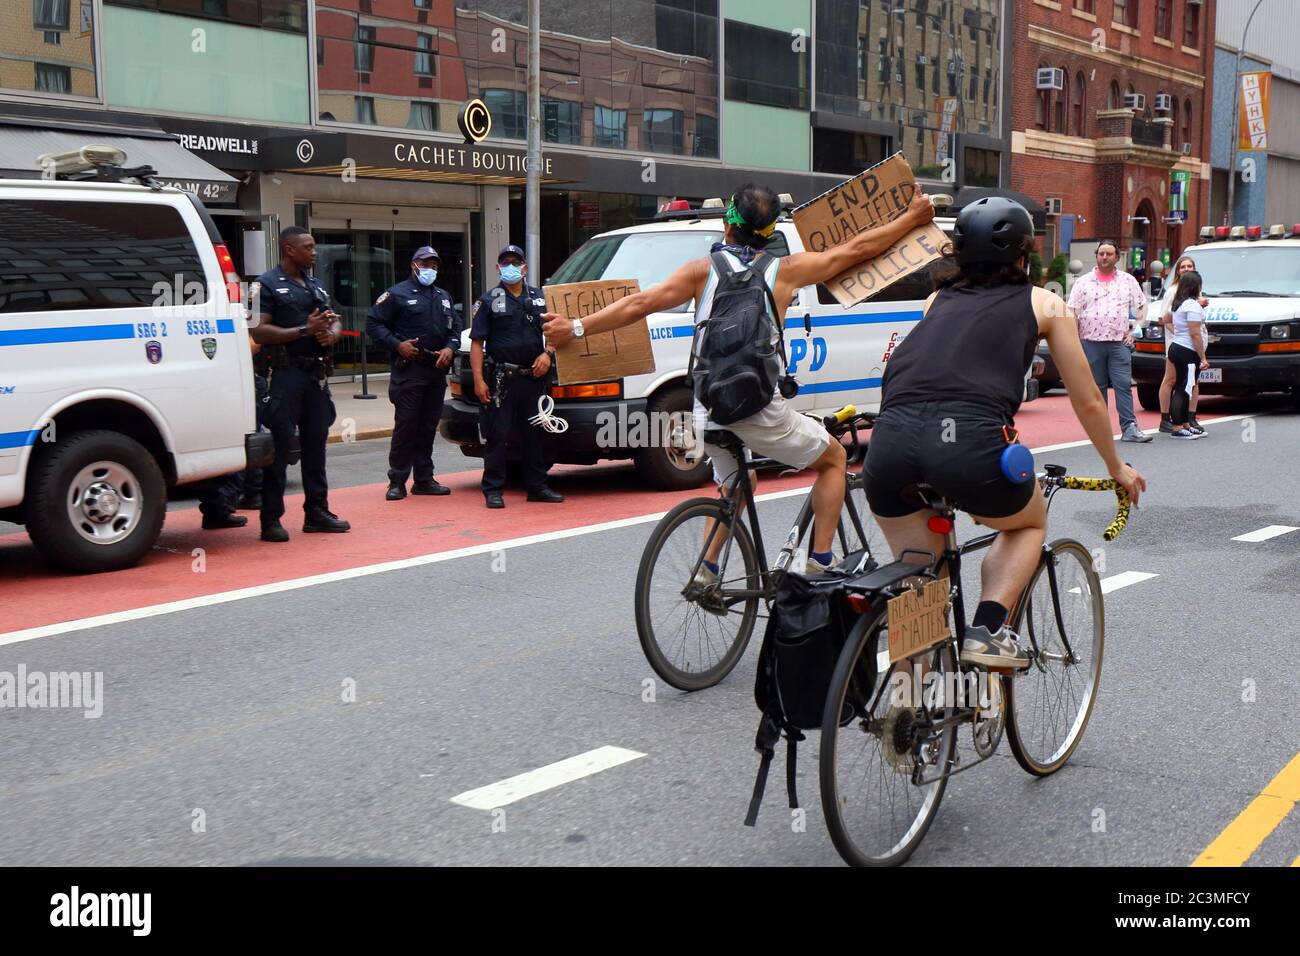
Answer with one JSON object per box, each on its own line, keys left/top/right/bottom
{"left": 0, "top": 121, "right": 239, "bottom": 205}
{"left": 949, "top": 186, "right": 1048, "bottom": 233}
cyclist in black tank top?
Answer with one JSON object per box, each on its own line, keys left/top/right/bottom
{"left": 863, "top": 197, "right": 1146, "bottom": 669}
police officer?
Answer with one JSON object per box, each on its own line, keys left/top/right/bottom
{"left": 366, "top": 246, "right": 461, "bottom": 500}
{"left": 249, "top": 226, "right": 351, "bottom": 542}
{"left": 470, "top": 244, "right": 564, "bottom": 509}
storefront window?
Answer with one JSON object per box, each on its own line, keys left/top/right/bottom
{"left": 3, "top": 0, "right": 98, "bottom": 97}
{"left": 544, "top": 99, "right": 582, "bottom": 145}
{"left": 643, "top": 108, "right": 684, "bottom": 154}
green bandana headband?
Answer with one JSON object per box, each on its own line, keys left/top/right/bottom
{"left": 725, "top": 196, "right": 776, "bottom": 239}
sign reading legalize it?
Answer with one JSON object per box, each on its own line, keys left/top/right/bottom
{"left": 544, "top": 279, "right": 655, "bottom": 386}
{"left": 793, "top": 152, "right": 949, "bottom": 307}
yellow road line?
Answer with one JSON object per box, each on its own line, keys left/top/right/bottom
{"left": 1193, "top": 752, "right": 1300, "bottom": 866}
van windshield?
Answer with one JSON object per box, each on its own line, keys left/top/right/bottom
{"left": 1188, "top": 246, "right": 1300, "bottom": 297}
{"left": 548, "top": 230, "right": 722, "bottom": 312}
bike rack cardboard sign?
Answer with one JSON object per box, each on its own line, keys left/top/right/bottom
{"left": 544, "top": 279, "right": 655, "bottom": 385}
{"left": 792, "top": 152, "right": 950, "bottom": 307}
{"left": 886, "top": 577, "right": 952, "bottom": 664}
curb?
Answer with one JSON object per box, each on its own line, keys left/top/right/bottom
{"left": 328, "top": 427, "right": 393, "bottom": 444}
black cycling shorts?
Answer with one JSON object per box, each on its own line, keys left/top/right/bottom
{"left": 863, "top": 400, "right": 1036, "bottom": 519}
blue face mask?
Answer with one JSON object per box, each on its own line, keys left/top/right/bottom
{"left": 499, "top": 264, "right": 523, "bottom": 285}
{"left": 416, "top": 267, "right": 437, "bottom": 286}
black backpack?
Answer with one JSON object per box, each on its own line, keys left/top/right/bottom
{"left": 688, "top": 251, "right": 792, "bottom": 426}
{"left": 745, "top": 567, "right": 877, "bottom": 827}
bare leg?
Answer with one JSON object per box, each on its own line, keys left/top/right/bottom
{"left": 808, "top": 438, "right": 848, "bottom": 555}
{"left": 969, "top": 489, "right": 1048, "bottom": 612}
{"left": 1159, "top": 357, "right": 1174, "bottom": 415}
{"left": 702, "top": 467, "right": 757, "bottom": 565}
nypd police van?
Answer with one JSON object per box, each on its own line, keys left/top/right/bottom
{"left": 440, "top": 198, "right": 961, "bottom": 489}
{"left": 0, "top": 152, "right": 269, "bottom": 572}
{"left": 1133, "top": 223, "right": 1300, "bottom": 412}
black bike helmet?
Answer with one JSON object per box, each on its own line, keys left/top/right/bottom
{"left": 952, "top": 196, "right": 1034, "bottom": 267}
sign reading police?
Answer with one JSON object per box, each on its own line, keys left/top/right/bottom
{"left": 793, "top": 152, "right": 949, "bottom": 307}
{"left": 544, "top": 279, "right": 655, "bottom": 385}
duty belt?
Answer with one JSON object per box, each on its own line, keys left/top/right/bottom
{"left": 485, "top": 359, "right": 534, "bottom": 408}
{"left": 270, "top": 349, "right": 332, "bottom": 381}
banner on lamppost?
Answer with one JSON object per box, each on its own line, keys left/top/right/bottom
{"left": 934, "top": 97, "right": 958, "bottom": 167}
{"left": 1169, "top": 169, "right": 1191, "bottom": 224}
{"left": 1238, "top": 71, "right": 1271, "bottom": 150}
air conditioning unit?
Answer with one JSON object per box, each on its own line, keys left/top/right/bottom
{"left": 1125, "top": 93, "right": 1146, "bottom": 110}
{"left": 1181, "top": 142, "right": 1193, "bottom": 155}
{"left": 1036, "top": 68, "right": 1065, "bottom": 91}
{"left": 1155, "top": 93, "right": 1173, "bottom": 112}
{"left": 1045, "top": 198, "right": 1063, "bottom": 215}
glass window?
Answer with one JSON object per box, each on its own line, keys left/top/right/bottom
{"left": 643, "top": 108, "right": 684, "bottom": 154}
{"left": 1183, "top": 100, "right": 1193, "bottom": 147}
{"left": 1074, "top": 0, "right": 1094, "bottom": 12}
{"left": 964, "top": 146, "right": 1000, "bottom": 188}
{"left": 1155, "top": 0, "right": 1171, "bottom": 38}
{"left": 355, "top": 95, "right": 376, "bottom": 124}
{"left": 103, "top": 0, "right": 307, "bottom": 34}
{"left": 355, "top": 25, "right": 375, "bottom": 72}
{"left": 415, "top": 34, "right": 434, "bottom": 76}
{"left": 1113, "top": 0, "right": 1137, "bottom": 29}
{"left": 483, "top": 89, "right": 526, "bottom": 139}
{"left": 1183, "top": 4, "right": 1200, "bottom": 47}
{"left": 1108, "top": 80, "right": 1120, "bottom": 109}
{"left": 725, "top": 20, "right": 808, "bottom": 110}
{"left": 544, "top": 99, "right": 582, "bottom": 144}
{"left": 1073, "top": 72, "right": 1086, "bottom": 137}
{"left": 550, "top": 230, "right": 720, "bottom": 310}
{"left": 692, "top": 113, "right": 718, "bottom": 158}
{"left": 0, "top": 200, "right": 207, "bottom": 313}
{"left": 407, "top": 101, "right": 437, "bottom": 130}
{"left": 6, "top": 0, "right": 96, "bottom": 96}
{"left": 1188, "top": 248, "right": 1300, "bottom": 298}
{"left": 34, "top": 63, "right": 72, "bottom": 93}
{"left": 594, "top": 106, "right": 628, "bottom": 149}
{"left": 34, "top": 0, "right": 70, "bottom": 29}
{"left": 813, "top": 128, "right": 888, "bottom": 176}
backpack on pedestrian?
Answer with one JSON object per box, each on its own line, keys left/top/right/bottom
{"left": 688, "top": 251, "right": 796, "bottom": 426}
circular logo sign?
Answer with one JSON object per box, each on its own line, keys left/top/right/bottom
{"left": 458, "top": 99, "right": 492, "bottom": 144}
{"left": 296, "top": 139, "right": 315, "bottom": 163}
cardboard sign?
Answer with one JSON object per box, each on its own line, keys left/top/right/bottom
{"left": 886, "top": 577, "right": 952, "bottom": 664}
{"left": 792, "top": 152, "right": 950, "bottom": 307}
{"left": 544, "top": 279, "right": 655, "bottom": 385}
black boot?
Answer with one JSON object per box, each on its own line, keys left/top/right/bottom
{"left": 201, "top": 511, "right": 248, "bottom": 531}
{"left": 303, "top": 509, "right": 351, "bottom": 533}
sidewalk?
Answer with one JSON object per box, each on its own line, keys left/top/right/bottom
{"left": 328, "top": 373, "right": 402, "bottom": 443}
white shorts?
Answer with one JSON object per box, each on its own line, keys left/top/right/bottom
{"left": 693, "top": 394, "right": 829, "bottom": 485}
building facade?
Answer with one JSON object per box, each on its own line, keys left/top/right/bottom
{"left": 1, "top": 0, "right": 1014, "bottom": 368}
{"left": 1009, "top": 0, "right": 1215, "bottom": 272}
{"left": 1210, "top": 0, "right": 1300, "bottom": 228}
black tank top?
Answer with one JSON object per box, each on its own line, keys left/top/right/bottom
{"left": 880, "top": 282, "right": 1039, "bottom": 419}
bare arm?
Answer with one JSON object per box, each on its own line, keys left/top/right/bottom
{"left": 1035, "top": 287, "right": 1145, "bottom": 503}
{"left": 774, "top": 190, "right": 935, "bottom": 302}
{"left": 542, "top": 259, "right": 708, "bottom": 347}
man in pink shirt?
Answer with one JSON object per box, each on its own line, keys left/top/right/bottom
{"left": 1066, "top": 240, "right": 1152, "bottom": 443}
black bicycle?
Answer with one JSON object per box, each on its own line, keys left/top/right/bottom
{"left": 818, "top": 466, "right": 1130, "bottom": 866}
{"left": 634, "top": 405, "right": 887, "bottom": 691}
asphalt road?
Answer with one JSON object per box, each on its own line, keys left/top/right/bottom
{"left": 1, "top": 405, "right": 1297, "bottom": 866}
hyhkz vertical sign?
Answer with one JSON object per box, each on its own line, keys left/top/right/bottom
{"left": 1238, "top": 72, "right": 1271, "bottom": 151}
{"left": 934, "top": 97, "right": 958, "bottom": 168}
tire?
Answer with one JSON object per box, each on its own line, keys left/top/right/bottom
{"left": 634, "top": 496, "right": 761, "bottom": 691}
{"left": 1006, "top": 538, "right": 1104, "bottom": 776}
{"left": 821, "top": 608, "right": 957, "bottom": 867}
{"left": 1136, "top": 384, "right": 1161, "bottom": 412}
{"left": 634, "top": 386, "right": 711, "bottom": 491}
{"left": 25, "top": 430, "right": 167, "bottom": 574}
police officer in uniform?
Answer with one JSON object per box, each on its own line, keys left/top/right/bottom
{"left": 366, "top": 245, "right": 461, "bottom": 500}
{"left": 249, "top": 226, "right": 351, "bottom": 542}
{"left": 470, "top": 244, "right": 564, "bottom": 509}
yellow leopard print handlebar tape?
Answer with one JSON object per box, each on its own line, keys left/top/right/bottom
{"left": 1061, "top": 476, "right": 1131, "bottom": 541}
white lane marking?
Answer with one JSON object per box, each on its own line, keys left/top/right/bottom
{"left": 1098, "top": 571, "right": 1158, "bottom": 594}
{"left": 1031, "top": 413, "right": 1258, "bottom": 455}
{"left": 449, "top": 746, "right": 645, "bottom": 811}
{"left": 1232, "top": 525, "right": 1299, "bottom": 543}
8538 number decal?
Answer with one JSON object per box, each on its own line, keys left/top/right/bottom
{"left": 185, "top": 320, "right": 217, "bottom": 336}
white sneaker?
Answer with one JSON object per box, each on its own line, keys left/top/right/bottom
{"left": 691, "top": 564, "right": 718, "bottom": 587}
{"left": 807, "top": 555, "right": 835, "bottom": 574}
{"left": 961, "top": 625, "right": 1030, "bottom": 669}
{"left": 1169, "top": 427, "right": 1202, "bottom": 440}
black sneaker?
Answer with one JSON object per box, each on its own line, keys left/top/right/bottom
{"left": 201, "top": 512, "right": 248, "bottom": 531}
{"left": 411, "top": 479, "right": 451, "bottom": 496}
{"left": 260, "top": 521, "right": 289, "bottom": 543}
{"left": 1188, "top": 417, "right": 1206, "bottom": 435}
{"left": 303, "top": 510, "right": 351, "bottom": 533}
{"left": 485, "top": 493, "right": 505, "bottom": 509}
{"left": 1169, "top": 427, "right": 1201, "bottom": 440}
{"left": 961, "top": 625, "right": 1030, "bottom": 669}
{"left": 1158, "top": 417, "right": 1174, "bottom": 434}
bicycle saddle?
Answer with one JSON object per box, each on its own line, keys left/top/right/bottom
{"left": 901, "top": 483, "right": 959, "bottom": 514}
{"left": 702, "top": 428, "right": 744, "bottom": 453}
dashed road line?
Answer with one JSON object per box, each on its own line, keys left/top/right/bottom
{"left": 1231, "top": 525, "right": 1299, "bottom": 543}
{"left": 1098, "top": 571, "right": 1159, "bottom": 594}
{"left": 449, "top": 746, "right": 646, "bottom": 811}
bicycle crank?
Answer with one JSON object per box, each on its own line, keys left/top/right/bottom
{"left": 971, "top": 673, "right": 1006, "bottom": 758}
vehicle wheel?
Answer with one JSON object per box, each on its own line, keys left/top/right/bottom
{"left": 25, "top": 430, "right": 167, "bottom": 573}
{"left": 634, "top": 386, "right": 711, "bottom": 491}
{"left": 1136, "top": 384, "right": 1161, "bottom": 412}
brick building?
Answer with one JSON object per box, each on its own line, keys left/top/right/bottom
{"left": 1009, "top": 0, "right": 1215, "bottom": 272}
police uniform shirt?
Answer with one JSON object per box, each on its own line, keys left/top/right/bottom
{"left": 366, "top": 277, "right": 461, "bottom": 357}
{"left": 249, "top": 266, "right": 333, "bottom": 358}
{"left": 469, "top": 283, "right": 547, "bottom": 366}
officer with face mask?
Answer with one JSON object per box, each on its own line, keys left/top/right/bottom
{"left": 470, "top": 244, "right": 563, "bottom": 509}
{"left": 366, "top": 246, "right": 462, "bottom": 500}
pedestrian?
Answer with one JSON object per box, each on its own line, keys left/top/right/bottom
{"left": 1166, "top": 270, "right": 1209, "bottom": 440}
{"left": 248, "top": 226, "right": 351, "bottom": 542}
{"left": 366, "top": 245, "right": 461, "bottom": 500}
{"left": 1157, "top": 255, "right": 1209, "bottom": 435}
{"left": 470, "top": 244, "right": 563, "bottom": 509}
{"left": 1066, "top": 240, "right": 1152, "bottom": 443}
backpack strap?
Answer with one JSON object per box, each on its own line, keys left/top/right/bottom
{"left": 749, "top": 251, "right": 791, "bottom": 378}
{"left": 785, "top": 727, "right": 805, "bottom": 809}
{"left": 744, "top": 711, "right": 783, "bottom": 827}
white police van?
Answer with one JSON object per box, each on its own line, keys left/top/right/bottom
{"left": 440, "top": 197, "right": 960, "bottom": 489}
{"left": 1133, "top": 223, "right": 1300, "bottom": 411}
{"left": 0, "top": 150, "right": 269, "bottom": 572}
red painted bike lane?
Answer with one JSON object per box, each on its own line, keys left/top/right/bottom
{"left": 0, "top": 394, "right": 1160, "bottom": 635}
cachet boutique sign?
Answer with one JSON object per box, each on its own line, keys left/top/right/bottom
{"left": 391, "top": 141, "right": 556, "bottom": 177}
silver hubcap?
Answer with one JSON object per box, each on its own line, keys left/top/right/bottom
{"left": 663, "top": 412, "right": 701, "bottom": 472}
{"left": 67, "top": 461, "right": 142, "bottom": 545}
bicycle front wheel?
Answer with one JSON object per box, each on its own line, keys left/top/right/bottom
{"left": 634, "top": 497, "right": 762, "bottom": 691}
{"left": 1006, "top": 538, "right": 1104, "bottom": 775}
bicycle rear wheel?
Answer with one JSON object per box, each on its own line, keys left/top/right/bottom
{"left": 634, "top": 497, "right": 762, "bottom": 691}
{"left": 1006, "top": 538, "right": 1104, "bottom": 775}
{"left": 820, "top": 607, "right": 957, "bottom": 866}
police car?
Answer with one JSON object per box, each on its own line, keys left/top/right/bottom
{"left": 0, "top": 148, "right": 269, "bottom": 572}
{"left": 441, "top": 197, "right": 963, "bottom": 489}
{"left": 1132, "top": 223, "right": 1300, "bottom": 412}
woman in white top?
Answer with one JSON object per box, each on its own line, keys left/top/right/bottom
{"left": 1157, "top": 255, "right": 1209, "bottom": 434}
{"left": 1166, "top": 270, "right": 1210, "bottom": 440}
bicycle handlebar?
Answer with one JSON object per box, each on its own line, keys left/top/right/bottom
{"left": 1055, "top": 475, "right": 1131, "bottom": 541}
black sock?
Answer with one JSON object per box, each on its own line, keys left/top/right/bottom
{"left": 973, "top": 601, "right": 1008, "bottom": 632}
